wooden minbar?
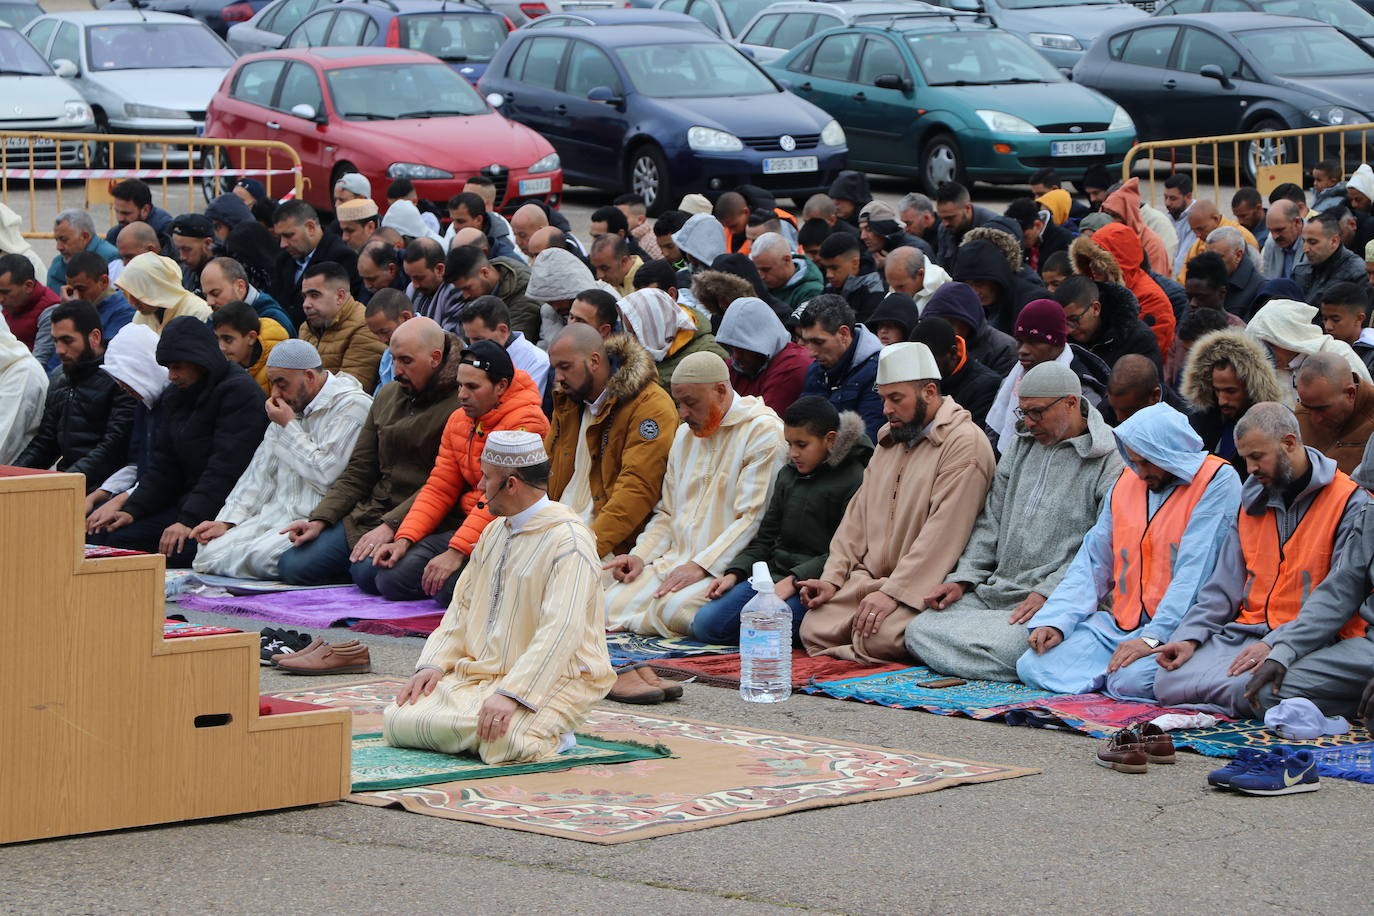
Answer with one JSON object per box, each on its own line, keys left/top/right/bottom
{"left": 0, "top": 467, "right": 351, "bottom": 844}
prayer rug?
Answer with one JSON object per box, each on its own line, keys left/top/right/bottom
{"left": 605, "top": 633, "right": 733, "bottom": 665}
{"left": 190, "top": 574, "right": 354, "bottom": 595}
{"left": 265, "top": 678, "right": 1038, "bottom": 844}
{"left": 349, "top": 732, "right": 672, "bottom": 791}
{"left": 1172, "top": 718, "right": 1374, "bottom": 757}
{"left": 803, "top": 667, "right": 1059, "bottom": 720}
{"left": 83, "top": 544, "right": 144, "bottom": 558}
{"left": 178, "top": 587, "right": 437, "bottom": 629}
{"left": 162, "top": 619, "right": 241, "bottom": 638}
{"left": 349, "top": 613, "right": 445, "bottom": 638}
{"left": 651, "top": 651, "right": 909, "bottom": 689}
{"left": 999, "top": 694, "right": 1210, "bottom": 738}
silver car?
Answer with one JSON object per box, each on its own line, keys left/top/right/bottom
{"left": 227, "top": 0, "right": 343, "bottom": 54}
{"left": 24, "top": 10, "right": 235, "bottom": 156}
{"left": 737, "top": 0, "right": 965, "bottom": 62}
{"left": 0, "top": 24, "right": 94, "bottom": 167}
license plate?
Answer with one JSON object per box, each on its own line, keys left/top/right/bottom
{"left": 762, "top": 155, "right": 817, "bottom": 175}
{"left": 4, "top": 137, "right": 56, "bottom": 148}
{"left": 1051, "top": 139, "right": 1106, "bottom": 157}
{"left": 518, "top": 176, "right": 551, "bottom": 195}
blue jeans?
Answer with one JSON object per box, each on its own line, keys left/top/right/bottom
{"left": 277, "top": 523, "right": 352, "bottom": 585}
{"left": 691, "top": 580, "right": 806, "bottom": 646}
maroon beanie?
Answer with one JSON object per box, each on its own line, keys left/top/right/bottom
{"left": 1015, "top": 298, "right": 1067, "bottom": 348}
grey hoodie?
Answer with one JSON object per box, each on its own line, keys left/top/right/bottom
{"left": 674, "top": 213, "right": 728, "bottom": 267}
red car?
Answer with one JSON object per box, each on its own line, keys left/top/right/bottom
{"left": 203, "top": 47, "right": 562, "bottom": 213}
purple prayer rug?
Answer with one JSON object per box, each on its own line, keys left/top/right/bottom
{"left": 178, "top": 586, "right": 438, "bottom": 629}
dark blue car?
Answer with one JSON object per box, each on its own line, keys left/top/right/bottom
{"left": 284, "top": 0, "right": 512, "bottom": 83}
{"left": 479, "top": 24, "right": 848, "bottom": 210}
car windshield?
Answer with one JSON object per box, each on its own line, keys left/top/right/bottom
{"left": 0, "top": 25, "right": 49, "bottom": 73}
{"left": 326, "top": 61, "right": 488, "bottom": 119}
{"left": 906, "top": 30, "right": 1063, "bottom": 84}
{"left": 616, "top": 41, "right": 776, "bottom": 97}
{"left": 720, "top": 0, "right": 777, "bottom": 34}
{"left": 398, "top": 13, "right": 507, "bottom": 62}
{"left": 1255, "top": 0, "right": 1374, "bottom": 34}
{"left": 0, "top": 5, "right": 40, "bottom": 29}
{"left": 1237, "top": 26, "right": 1374, "bottom": 77}
{"left": 85, "top": 22, "right": 234, "bottom": 70}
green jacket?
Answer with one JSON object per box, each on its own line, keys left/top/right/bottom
{"left": 773, "top": 256, "right": 824, "bottom": 312}
{"left": 655, "top": 324, "right": 730, "bottom": 390}
{"left": 492, "top": 256, "right": 543, "bottom": 343}
{"left": 726, "top": 411, "right": 871, "bottom": 582}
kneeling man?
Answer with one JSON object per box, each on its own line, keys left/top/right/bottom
{"left": 906, "top": 362, "right": 1123, "bottom": 681}
{"left": 1153, "top": 403, "right": 1367, "bottom": 716}
{"left": 1018, "top": 403, "right": 1241, "bottom": 697}
{"left": 385, "top": 431, "right": 616, "bottom": 764}
{"left": 191, "top": 339, "right": 372, "bottom": 579}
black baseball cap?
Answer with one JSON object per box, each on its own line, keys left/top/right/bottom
{"left": 459, "top": 339, "right": 514, "bottom": 383}
{"left": 169, "top": 213, "right": 214, "bottom": 239}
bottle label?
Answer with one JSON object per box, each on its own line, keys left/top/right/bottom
{"left": 741, "top": 627, "right": 781, "bottom": 658}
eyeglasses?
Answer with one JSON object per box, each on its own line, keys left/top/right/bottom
{"left": 1063, "top": 307, "right": 1092, "bottom": 328}
{"left": 1014, "top": 396, "right": 1066, "bottom": 422}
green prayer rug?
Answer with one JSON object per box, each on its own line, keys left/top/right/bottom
{"left": 350, "top": 732, "right": 673, "bottom": 791}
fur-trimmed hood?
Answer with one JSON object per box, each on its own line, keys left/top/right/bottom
{"left": 824, "top": 410, "right": 872, "bottom": 469}
{"left": 1180, "top": 328, "right": 1284, "bottom": 409}
{"left": 1070, "top": 234, "right": 1123, "bottom": 284}
{"left": 603, "top": 332, "right": 660, "bottom": 403}
{"left": 963, "top": 226, "right": 1023, "bottom": 272}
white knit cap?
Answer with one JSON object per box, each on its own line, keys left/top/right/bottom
{"left": 481, "top": 430, "right": 548, "bottom": 467}
{"left": 875, "top": 342, "right": 940, "bottom": 384}
{"left": 266, "top": 339, "right": 324, "bottom": 370}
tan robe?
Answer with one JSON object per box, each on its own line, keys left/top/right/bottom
{"left": 383, "top": 499, "right": 616, "bottom": 764}
{"left": 603, "top": 395, "right": 786, "bottom": 636}
{"left": 800, "top": 397, "right": 996, "bottom": 662}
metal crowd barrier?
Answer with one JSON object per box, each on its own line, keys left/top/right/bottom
{"left": 0, "top": 131, "right": 304, "bottom": 239}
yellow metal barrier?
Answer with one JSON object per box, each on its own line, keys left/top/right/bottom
{"left": 0, "top": 132, "right": 305, "bottom": 240}
{"left": 1122, "top": 122, "right": 1374, "bottom": 210}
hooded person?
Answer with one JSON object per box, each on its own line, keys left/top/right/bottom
{"left": 116, "top": 252, "right": 212, "bottom": 333}
{"left": 962, "top": 228, "right": 1048, "bottom": 315}
{"left": 672, "top": 213, "right": 729, "bottom": 279}
{"left": 88, "top": 323, "right": 170, "bottom": 504}
{"left": 950, "top": 239, "right": 1031, "bottom": 335}
{"left": 1035, "top": 189, "right": 1073, "bottom": 230}
{"left": 714, "top": 296, "right": 812, "bottom": 416}
{"left": 1253, "top": 276, "right": 1305, "bottom": 312}
{"left": 526, "top": 247, "right": 617, "bottom": 349}
{"left": 86, "top": 316, "right": 268, "bottom": 566}
{"left": 708, "top": 252, "right": 791, "bottom": 325}
{"left": 1101, "top": 177, "right": 1172, "bottom": 274}
{"left": 905, "top": 362, "right": 1125, "bottom": 681}
{"left": 863, "top": 292, "right": 921, "bottom": 346}
{"left": 827, "top": 171, "right": 872, "bottom": 225}
{"left": 1073, "top": 224, "right": 1176, "bottom": 357}
{"left": 1181, "top": 328, "right": 1285, "bottom": 477}
{"left": 1246, "top": 298, "right": 1372, "bottom": 406}
{"left": 1017, "top": 403, "right": 1242, "bottom": 699}
{"left": 912, "top": 315, "right": 1001, "bottom": 429}
{"left": 205, "top": 193, "right": 276, "bottom": 293}
{"left": 1348, "top": 162, "right": 1374, "bottom": 213}
{"left": 0, "top": 203, "right": 46, "bottom": 279}
{"left": 616, "top": 287, "right": 728, "bottom": 390}
{"left": 922, "top": 280, "right": 1017, "bottom": 376}
{"left": 382, "top": 200, "right": 444, "bottom": 246}
{"left": 0, "top": 311, "right": 47, "bottom": 465}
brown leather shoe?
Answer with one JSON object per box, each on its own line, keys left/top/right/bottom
{"left": 1138, "top": 722, "right": 1176, "bottom": 764}
{"left": 607, "top": 666, "right": 665, "bottom": 705}
{"left": 1096, "top": 727, "right": 1148, "bottom": 774}
{"left": 634, "top": 664, "right": 683, "bottom": 700}
{"left": 270, "top": 637, "right": 324, "bottom": 664}
{"left": 276, "top": 642, "right": 371, "bottom": 675}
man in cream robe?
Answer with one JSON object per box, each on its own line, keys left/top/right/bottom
{"left": 603, "top": 352, "right": 786, "bottom": 637}
{"left": 191, "top": 340, "right": 371, "bottom": 579}
{"left": 385, "top": 431, "right": 616, "bottom": 765}
{"left": 799, "top": 342, "right": 997, "bottom": 662}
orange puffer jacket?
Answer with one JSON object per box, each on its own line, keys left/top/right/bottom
{"left": 395, "top": 369, "right": 550, "bottom": 555}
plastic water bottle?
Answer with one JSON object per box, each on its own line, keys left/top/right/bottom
{"left": 739, "top": 562, "right": 792, "bottom": 703}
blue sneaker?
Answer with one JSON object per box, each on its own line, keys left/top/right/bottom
{"left": 1229, "top": 749, "right": 1321, "bottom": 796}
{"left": 1206, "top": 748, "right": 1275, "bottom": 789}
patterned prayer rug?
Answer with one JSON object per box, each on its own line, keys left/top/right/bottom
{"left": 83, "top": 544, "right": 144, "bottom": 558}
{"left": 605, "top": 633, "right": 733, "bottom": 666}
{"left": 190, "top": 574, "right": 354, "bottom": 595}
{"left": 651, "top": 651, "right": 910, "bottom": 689}
{"left": 179, "top": 587, "right": 438, "bottom": 629}
{"left": 162, "top": 619, "right": 241, "bottom": 638}
{"left": 1173, "top": 718, "right": 1374, "bottom": 757}
{"left": 349, "top": 613, "right": 445, "bottom": 638}
{"left": 999, "top": 694, "right": 1211, "bottom": 738}
{"left": 349, "top": 732, "right": 672, "bottom": 791}
{"left": 803, "top": 667, "right": 1060, "bottom": 720}
{"left": 264, "top": 678, "right": 1038, "bottom": 843}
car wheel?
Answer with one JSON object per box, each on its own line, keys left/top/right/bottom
{"left": 627, "top": 145, "right": 671, "bottom": 215}
{"left": 920, "top": 132, "right": 965, "bottom": 196}
{"left": 1242, "top": 118, "right": 1293, "bottom": 187}
{"left": 200, "top": 146, "right": 237, "bottom": 205}
{"left": 87, "top": 110, "right": 112, "bottom": 169}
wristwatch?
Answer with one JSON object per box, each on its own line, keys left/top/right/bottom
{"left": 1140, "top": 636, "right": 1162, "bottom": 650}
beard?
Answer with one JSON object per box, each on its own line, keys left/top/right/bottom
{"left": 563, "top": 372, "right": 595, "bottom": 405}
{"left": 888, "top": 398, "right": 928, "bottom": 444}
{"left": 1263, "top": 449, "right": 1296, "bottom": 497}
{"left": 690, "top": 402, "right": 727, "bottom": 438}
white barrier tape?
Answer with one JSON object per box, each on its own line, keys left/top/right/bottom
{"left": 0, "top": 166, "right": 302, "bottom": 180}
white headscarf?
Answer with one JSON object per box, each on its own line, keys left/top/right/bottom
{"left": 100, "top": 323, "right": 169, "bottom": 408}
{"left": 0, "top": 203, "right": 45, "bottom": 278}
{"left": 616, "top": 288, "right": 697, "bottom": 361}
{"left": 0, "top": 309, "right": 32, "bottom": 376}
{"left": 381, "top": 200, "right": 443, "bottom": 244}
{"left": 1348, "top": 163, "right": 1374, "bottom": 203}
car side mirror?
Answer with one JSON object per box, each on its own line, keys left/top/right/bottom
{"left": 587, "top": 85, "right": 625, "bottom": 109}
{"left": 486, "top": 91, "right": 504, "bottom": 108}
{"left": 290, "top": 102, "right": 321, "bottom": 122}
{"left": 873, "top": 73, "right": 911, "bottom": 92}
{"left": 1199, "top": 63, "right": 1232, "bottom": 89}
{"left": 53, "top": 58, "right": 77, "bottom": 78}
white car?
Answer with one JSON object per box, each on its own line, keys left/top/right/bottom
{"left": 0, "top": 24, "right": 94, "bottom": 167}
{"left": 227, "top": 0, "right": 341, "bottom": 55}
{"left": 24, "top": 10, "right": 235, "bottom": 158}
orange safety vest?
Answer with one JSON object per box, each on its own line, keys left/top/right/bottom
{"left": 1109, "top": 454, "right": 1227, "bottom": 632}
{"left": 1237, "top": 471, "right": 1367, "bottom": 639}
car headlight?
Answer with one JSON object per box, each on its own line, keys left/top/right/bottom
{"left": 386, "top": 162, "right": 454, "bottom": 180}
{"left": 687, "top": 126, "right": 743, "bottom": 152}
{"left": 124, "top": 103, "right": 191, "bottom": 120}
{"left": 1028, "top": 32, "right": 1082, "bottom": 52}
{"left": 820, "top": 119, "right": 846, "bottom": 147}
{"left": 1109, "top": 105, "right": 1134, "bottom": 132}
{"left": 975, "top": 109, "right": 1039, "bottom": 134}
{"left": 63, "top": 100, "right": 92, "bottom": 123}
{"left": 1306, "top": 106, "right": 1366, "bottom": 126}
{"left": 528, "top": 151, "right": 560, "bottom": 174}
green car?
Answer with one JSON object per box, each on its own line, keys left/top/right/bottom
{"left": 764, "top": 18, "right": 1136, "bottom": 193}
